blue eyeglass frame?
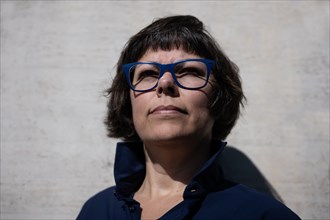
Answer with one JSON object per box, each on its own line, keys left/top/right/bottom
{"left": 123, "top": 58, "right": 215, "bottom": 92}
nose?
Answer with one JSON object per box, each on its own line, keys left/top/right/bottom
{"left": 156, "top": 71, "right": 179, "bottom": 97}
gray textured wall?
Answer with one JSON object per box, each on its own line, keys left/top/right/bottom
{"left": 1, "top": 1, "right": 329, "bottom": 219}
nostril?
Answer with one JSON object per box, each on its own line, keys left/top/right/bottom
{"left": 167, "top": 86, "right": 175, "bottom": 94}
{"left": 157, "top": 83, "right": 178, "bottom": 97}
{"left": 157, "top": 87, "right": 164, "bottom": 94}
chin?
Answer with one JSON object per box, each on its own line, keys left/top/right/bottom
{"left": 141, "top": 130, "right": 196, "bottom": 145}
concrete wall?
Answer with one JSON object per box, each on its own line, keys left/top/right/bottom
{"left": 1, "top": 1, "right": 329, "bottom": 219}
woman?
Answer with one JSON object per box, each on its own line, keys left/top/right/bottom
{"left": 77, "top": 15, "right": 300, "bottom": 220}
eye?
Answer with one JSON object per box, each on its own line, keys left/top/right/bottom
{"left": 176, "top": 67, "right": 206, "bottom": 77}
{"left": 136, "top": 70, "right": 159, "bottom": 80}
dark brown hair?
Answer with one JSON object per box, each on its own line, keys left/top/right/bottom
{"left": 105, "top": 15, "right": 245, "bottom": 141}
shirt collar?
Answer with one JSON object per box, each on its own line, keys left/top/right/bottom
{"left": 114, "top": 140, "right": 227, "bottom": 199}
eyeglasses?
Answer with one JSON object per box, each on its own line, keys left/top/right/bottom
{"left": 123, "top": 59, "right": 215, "bottom": 92}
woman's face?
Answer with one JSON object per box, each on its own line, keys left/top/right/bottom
{"left": 130, "top": 49, "right": 215, "bottom": 145}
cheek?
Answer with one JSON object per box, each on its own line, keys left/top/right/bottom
{"left": 130, "top": 93, "right": 139, "bottom": 123}
{"left": 186, "top": 91, "right": 215, "bottom": 127}
{"left": 186, "top": 90, "right": 211, "bottom": 112}
{"left": 130, "top": 92, "right": 148, "bottom": 130}
{"left": 192, "top": 102, "right": 214, "bottom": 127}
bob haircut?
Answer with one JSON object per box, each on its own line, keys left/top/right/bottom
{"left": 105, "top": 15, "right": 245, "bottom": 141}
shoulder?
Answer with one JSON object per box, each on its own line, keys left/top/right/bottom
{"left": 82, "top": 186, "right": 116, "bottom": 207}
{"left": 197, "top": 184, "right": 300, "bottom": 220}
{"left": 76, "top": 186, "right": 118, "bottom": 220}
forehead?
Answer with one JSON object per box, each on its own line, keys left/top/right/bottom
{"left": 138, "top": 48, "right": 202, "bottom": 64}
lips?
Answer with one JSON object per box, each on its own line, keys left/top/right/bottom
{"left": 150, "top": 105, "right": 188, "bottom": 115}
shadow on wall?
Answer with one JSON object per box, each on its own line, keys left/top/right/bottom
{"left": 219, "top": 146, "right": 283, "bottom": 203}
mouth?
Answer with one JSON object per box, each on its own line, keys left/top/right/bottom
{"left": 149, "top": 105, "right": 188, "bottom": 115}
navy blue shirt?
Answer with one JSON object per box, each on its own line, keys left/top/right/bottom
{"left": 77, "top": 141, "right": 301, "bottom": 220}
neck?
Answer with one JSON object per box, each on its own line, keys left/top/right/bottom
{"left": 137, "top": 138, "right": 212, "bottom": 198}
